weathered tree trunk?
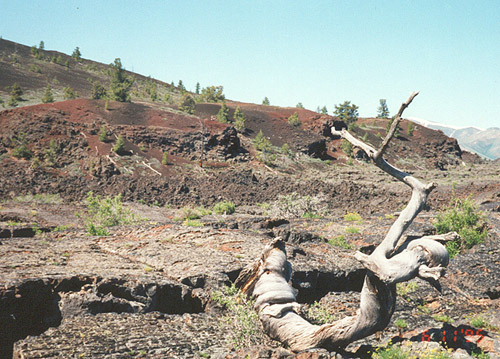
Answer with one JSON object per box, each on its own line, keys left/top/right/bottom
{"left": 235, "top": 92, "right": 453, "bottom": 352}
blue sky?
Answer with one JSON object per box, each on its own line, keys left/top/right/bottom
{"left": 1, "top": 1, "right": 499, "bottom": 129}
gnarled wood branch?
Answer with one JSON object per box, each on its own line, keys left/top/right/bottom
{"left": 236, "top": 93, "right": 451, "bottom": 352}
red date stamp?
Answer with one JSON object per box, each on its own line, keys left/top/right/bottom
{"left": 421, "top": 328, "right": 485, "bottom": 343}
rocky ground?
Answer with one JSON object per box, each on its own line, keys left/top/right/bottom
{"left": 1, "top": 161, "right": 499, "bottom": 359}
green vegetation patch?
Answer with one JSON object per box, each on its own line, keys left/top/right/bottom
{"left": 433, "top": 195, "right": 487, "bottom": 258}
{"left": 79, "top": 192, "right": 137, "bottom": 236}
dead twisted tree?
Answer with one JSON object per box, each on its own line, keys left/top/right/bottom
{"left": 235, "top": 92, "right": 456, "bottom": 351}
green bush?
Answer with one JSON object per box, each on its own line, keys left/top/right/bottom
{"left": 199, "top": 85, "right": 225, "bottom": 103}
{"left": 63, "top": 86, "right": 77, "bottom": 100}
{"left": 340, "top": 139, "right": 353, "bottom": 157}
{"left": 344, "top": 211, "right": 362, "bottom": 222}
{"left": 178, "top": 93, "right": 196, "bottom": 114}
{"left": 113, "top": 134, "right": 126, "bottom": 155}
{"left": 305, "top": 301, "right": 336, "bottom": 325}
{"left": 233, "top": 106, "right": 245, "bottom": 132}
{"left": 287, "top": 112, "right": 301, "bottom": 127}
{"left": 213, "top": 201, "right": 236, "bottom": 215}
{"left": 161, "top": 152, "right": 168, "bottom": 165}
{"left": 216, "top": 101, "right": 230, "bottom": 123}
{"left": 41, "top": 85, "right": 54, "bottom": 103}
{"left": 328, "top": 235, "right": 353, "bottom": 249}
{"left": 211, "top": 284, "right": 262, "bottom": 349}
{"left": 433, "top": 196, "right": 487, "bottom": 258}
{"left": 12, "top": 133, "right": 31, "bottom": 159}
{"left": 99, "top": 125, "right": 108, "bottom": 142}
{"left": 81, "top": 192, "right": 136, "bottom": 235}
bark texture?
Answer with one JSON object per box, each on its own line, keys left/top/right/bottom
{"left": 235, "top": 92, "right": 452, "bottom": 352}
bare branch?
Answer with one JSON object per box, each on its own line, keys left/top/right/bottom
{"left": 374, "top": 91, "right": 419, "bottom": 161}
{"left": 236, "top": 93, "right": 449, "bottom": 352}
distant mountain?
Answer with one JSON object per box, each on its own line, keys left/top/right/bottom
{"left": 409, "top": 118, "right": 500, "bottom": 160}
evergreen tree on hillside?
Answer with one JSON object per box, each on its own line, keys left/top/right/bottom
{"left": 233, "top": 106, "right": 246, "bottom": 132}
{"left": 91, "top": 82, "right": 107, "bottom": 100}
{"left": 195, "top": 82, "right": 200, "bottom": 95}
{"left": 321, "top": 106, "right": 328, "bottom": 114}
{"left": 39, "top": 41, "right": 45, "bottom": 50}
{"left": 178, "top": 93, "right": 195, "bottom": 114}
{"left": 217, "top": 101, "right": 230, "bottom": 123}
{"left": 377, "top": 99, "right": 390, "bottom": 118}
{"left": 200, "top": 85, "right": 225, "bottom": 103}
{"left": 262, "top": 97, "right": 270, "bottom": 106}
{"left": 296, "top": 102, "right": 304, "bottom": 109}
{"left": 108, "top": 58, "right": 134, "bottom": 102}
{"left": 334, "top": 101, "right": 359, "bottom": 125}
{"left": 41, "top": 85, "right": 54, "bottom": 103}
{"left": 72, "top": 47, "right": 82, "bottom": 61}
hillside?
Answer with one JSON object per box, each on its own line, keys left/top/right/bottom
{"left": 410, "top": 118, "right": 500, "bottom": 160}
{"left": 1, "top": 39, "right": 499, "bottom": 359}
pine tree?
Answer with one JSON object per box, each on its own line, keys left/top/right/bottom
{"left": 195, "top": 82, "right": 200, "bottom": 94}
{"left": 108, "top": 58, "right": 134, "bottom": 102}
{"left": 217, "top": 101, "right": 230, "bottom": 123}
{"left": 296, "top": 103, "right": 304, "bottom": 109}
{"left": 178, "top": 93, "right": 195, "bottom": 114}
{"left": 63, "top": 86, "right": 77, "bottom": 100}
{"left": 99, "top": 125, "right": 108, "bottom": 142}
{"left": 262, "top": 97, "right": 270, "bottom": 106}
{"left": 9, "top": 83, "right": 23, "bottom": 104}
{"left": 377, "top": 99, "right": 390, "bottom": 118}
{"left": 39, "top": 41, "right": 45, "bottom": 50}
{"left": 41, "top": 85, "right": 54, "bottom": 103}
{"left": 72, "top": 47, "right": 82, "bottom": 61}
{"left": 233, "top": 106, "right": 245, "bottom": 132}
{"left": 113, "top": 134, "right": 126, "bottom": 155}
{"left": 321, "top": 106, "right": 328, "bottom": 115}
{"left": 334, "top": 101, "right": 359, "bottom": 125}
{"left": 288, "top": 112, "right": 301, "bottom": 127}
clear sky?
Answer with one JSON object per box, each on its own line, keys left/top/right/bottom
{"left": 1, "top": 1, "right": 499, "bottom": 129}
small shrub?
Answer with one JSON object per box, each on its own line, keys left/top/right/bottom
{"left": 211, "top": 284, "right": 263, "bottom": 349}
{"left": 305, "top": 301, "right": 336, "bottom": 325}
{"left": 233, "top": 106, "right": 245, "bottom": 132}
{"left": 216, "top": 101, "right": 230, "bottom": 123}
{"left": 91, "top": 82, "right": 106, "bottom": 99}
{"left": 63, "top": 86, "right": 77, "bottom": 100}
{"left": 183, "top": 218, "right": 203, "bottom": 227}
{"left": 394, "top": 318, "right": 408, "bottom": 329}
{"left": 178, "top": 206, "right": 211, "bottom": 221}
{"left": 213, "top": 201, "right": 236, "bottom": 215}
{"left": 113, "top": 134, "right": 126, "bottom": 155}
{"left": 98, "top": 125, "right": 108, "bottom": 142}
{"left": 328, "top": 235, "right": 353, "bottom": 249}
{"left": 80, "top": 192, "right": 136, "bottom": 236}
{"left": 287, "top": 112, "right": 301, "bottom": 127}
{"left": 396, "top": 281, "right": 419, "bottom": 297}
{"left": 273, "top": 192, "right": 328, "bottom": 219}
{"left": 178, "top": 93, "right": 196, "bottom": 114}
{"left": 469, "top": 315, "right": 487, "bottom": 328}
{"left": 433, "top": 196, "right": 487, "bottom": 258}
{"left": 407, "top": 122, "right": 414, "bottom": 136}
{"left": 161, "top": 152, "right": 168, "bottom": 165}
{"left": 345, "top": 226, "right": 360, "bottom": 234}
{"left": 29, "top": 64, "right": 42, "bottom": 73}
{"left": 41, "top": 85, "right": 54, "bottom": 103}
{"left": 281, "top": 143, "right": 292, "bottom": 157}
{"left": 340, "top": 139, "right": 353, "bottom": 157}
{"left": 12, "top": 133, "right": 31, "bottom": 159}
{"left": 432, "top": 314, "right": 454, "bottom": 323}
{"left": 344, "top": 211, "right": 362, "bottom": 222}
